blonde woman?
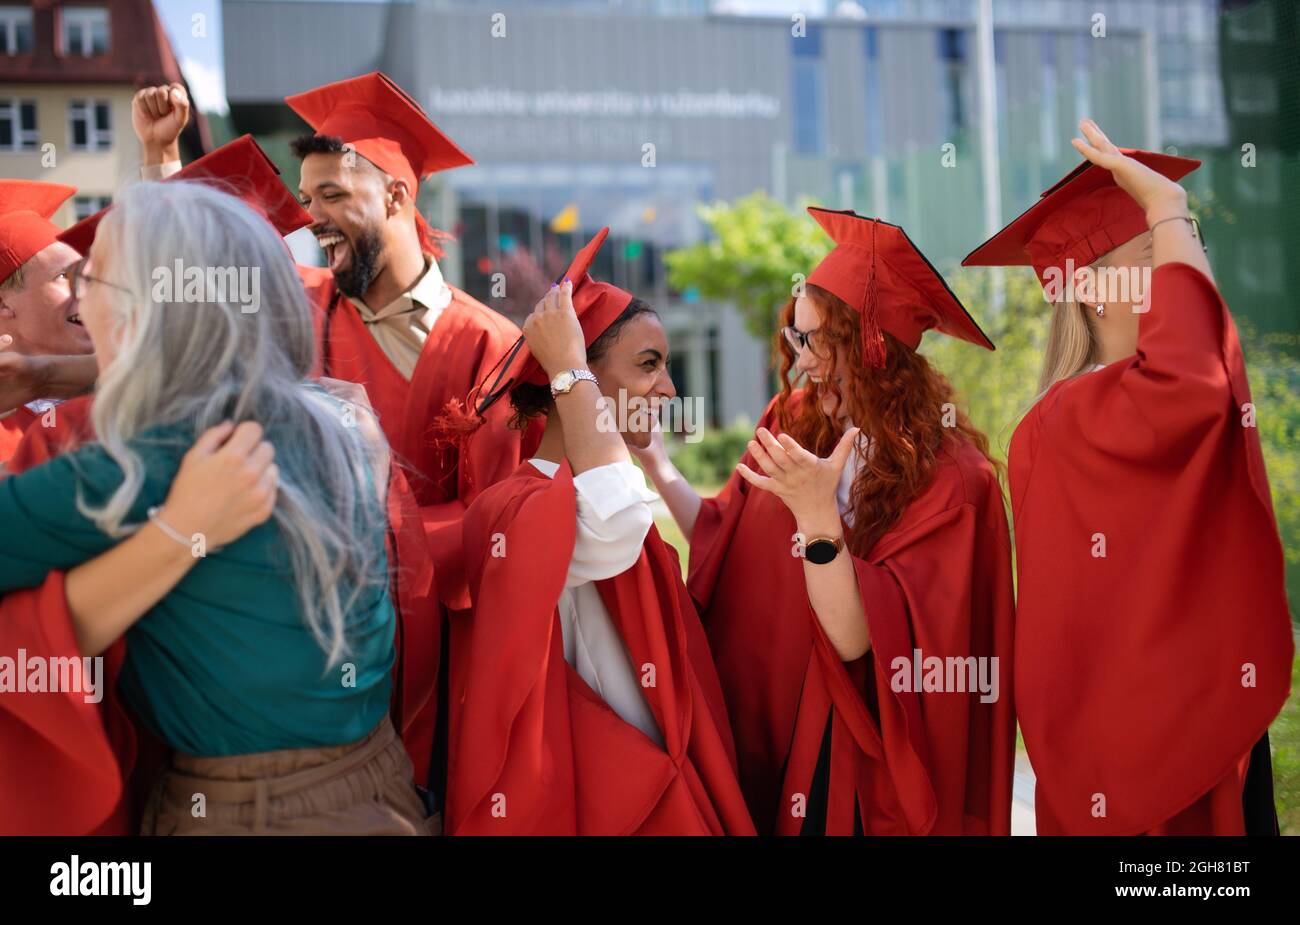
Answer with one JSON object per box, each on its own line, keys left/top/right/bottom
{"left": 963, "top": 118, "right": 1293, "bottom": 835}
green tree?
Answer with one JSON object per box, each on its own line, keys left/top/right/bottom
{"left": 922, "top": 266, "right": 1052, "bottom": 464}
{"left": 665, "top": 191, "right": 831, "bottom": 342}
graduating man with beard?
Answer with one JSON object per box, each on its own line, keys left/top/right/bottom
{"left": 283, "top": 73, "right": 536, "bottom": 602}
{"left": 129, "top": 75, "right": 536, "bottom": 808}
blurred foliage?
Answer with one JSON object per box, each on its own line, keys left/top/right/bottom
{"left": 1276, "top": 655, "right": 1300, "bottom": 835}
{"left": 921, "top": 266, "right": 1052, "bottom": 465}
{"left": 666, "top": 420, "right": 753, "bottom": 490}
{"left": 1240, "top": 327, "right": 1300, "bottom": 620}
{"left": 665, "top": 191, "right": 831, "bottom": 342}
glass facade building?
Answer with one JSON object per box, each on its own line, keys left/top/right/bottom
{"left": 222, "top": 0, "right": 1285, "bottom": 424}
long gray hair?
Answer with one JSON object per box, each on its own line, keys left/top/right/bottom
{"left": 85, "top": 180, "right": 388, "bottom": 669}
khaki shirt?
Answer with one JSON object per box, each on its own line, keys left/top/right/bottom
{"left": 347, "top": 259, "right": 452, "bottom": 380}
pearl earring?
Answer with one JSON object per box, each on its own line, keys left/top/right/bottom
{"left": 1095, "top": 304, "right": 1105, "bottom": 317}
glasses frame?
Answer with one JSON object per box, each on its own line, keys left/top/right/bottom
{"left": 782, "top": 323, "right": 831, "bottom": 359}
{"left": 68, "top": 257, "right": 133, "bottom": 301}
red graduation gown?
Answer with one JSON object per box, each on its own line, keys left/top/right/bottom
{"left": 0, "top": 405, "right": 37, "bottom": 464}
{"left": 0, "top": 396, "right": 144, "bottom": 834}
{"left": 0, "top": 392, "right": 441, "bottom": 832}
{"left": 299, "top": 265, "right": 536, "bottom": 788}
{"left": 1010, "top": 261, "right": 1294, "bottom": 835}
{"left": 689, "top": 394, "right": 1016, "bottom": 835}
{"left": 299, "top": 266, "right": 539, "bottom": 611}
{"left": 448, "top": 461, "right": 755, "bottom": 835}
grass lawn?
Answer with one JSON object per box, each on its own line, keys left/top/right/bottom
{"left": 1273, "top": 651, "right": 1300, "bottom": 835}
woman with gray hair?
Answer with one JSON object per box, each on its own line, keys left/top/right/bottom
{"left": 0, "top": 181, "right": 432, "bottom": 835}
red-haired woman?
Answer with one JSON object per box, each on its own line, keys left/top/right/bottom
{"left": 635, "top": 208, "right": 1016, "bottom": 834}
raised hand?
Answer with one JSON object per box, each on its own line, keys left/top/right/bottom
{"left": 522, "top": 280, "right": 587, "bottom": 381}
{"left": 736, "top": 425, "right": 860, "bottom": 523}
{"left": 1071, "top": 118, "right": 1188, "bottom": 224}
{"left": 132, "top": 83, "right": 191, "bottom": 164}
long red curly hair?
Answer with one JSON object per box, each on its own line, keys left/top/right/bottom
{"left": 775, "top": 284, "right": 1000, "bottom": 556}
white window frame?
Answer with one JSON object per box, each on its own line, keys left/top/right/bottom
{"left": 61, "top": 6, "right": 110, "bottom": 57}
{"left": 0, "top": 5, "right": 34, "bottom": 55}
{"left": 68, "top": 99, "right": 112, "bottom": 152}
{"left": 0, "top": 98, "right": 38, "bottom": 152}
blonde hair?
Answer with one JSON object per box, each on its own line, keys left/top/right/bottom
{"left": 1036, "top": 298, "right": 1098, "bottom": 394}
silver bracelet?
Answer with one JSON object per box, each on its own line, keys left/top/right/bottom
{"left": 147, "top": 505, "right": 193, "bottom": 549}
{"left": 1148, "top": 214, "right": 1206, "bottom": 251}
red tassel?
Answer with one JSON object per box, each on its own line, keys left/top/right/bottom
{"left": 415, "top": 212, "right": 453, "bottom": 260}
{"left": 860, "top": 221, "right": 886, "bottom": 368}
{"left": 426, "top": 397, "right": 484, "bottom": 494}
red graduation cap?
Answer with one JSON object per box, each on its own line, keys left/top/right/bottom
{"left": 806, "top": 207, "right": 994, "bottom": 367}
{"left": 58, "top": 135, "right": 312, "bottom": 255}
{"left": 284, "top": 72, "right": 473, "bottom": 255}
{"left": 961, "top": 148, "right": 1200, "bottom": 290}
{"left": 0, "top": 180, "right": 76, "bottom": 284}
{"left": 476, "top": 227, "right": 634, "bottom": 414}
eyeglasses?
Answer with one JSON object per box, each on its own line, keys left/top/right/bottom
{"left": 782, "top": 324, "right": 829, "bottom": 358}
{"left": 67, "top": 258, "right": 132, "bottom": 301}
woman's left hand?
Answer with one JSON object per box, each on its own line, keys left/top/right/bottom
{"left": 159, "top": 421, "right": 279, "bottom": 550}
{"left": 736, "top": 426, "right": 860, "bottom": 522}
{"left": 1071, "top": 118, "right": 1188, "bottom": 223}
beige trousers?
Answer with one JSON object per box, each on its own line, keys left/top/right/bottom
{"left": 141, "top": 717, "right": 439, "bottom": 835}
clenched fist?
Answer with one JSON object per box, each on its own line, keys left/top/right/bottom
{"left": 132, "top": 83, "right": 190, "bottom": 165}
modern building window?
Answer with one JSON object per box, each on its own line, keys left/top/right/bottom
{"left": 863, "top": 26, "right": 884, "bottom": 157}
{"left": 791, "top": 22, "right": 823, "bottom": 58}
{"left": 1229, "top": 76, "right": 1278, "bottom": 116}
{"left": 1039, "top": 33, "right": 1059, "bottom": 160}
{"left": 1226, "top": 1, "right": 1275, "bottom": 43}
{"left": 1073, "top": 34, "right": 1092, "bottom": 127}
{"left": 61, "top": 7, "right": 110, "bottom": 57}
{"left": 73, "top": 195, "right": 111, "bottom": 220}
{"left": 791, "top": 24, "right": 826, "bottom": 156}
{"left": 938, "top": 27, "right": 967, "bottom": 138}
{"left": 0, "top": 6, "right": 34, "bottom": 54}
{"left": 68, "top": 100, "right": 112, "bottom": 151}
{"left": 0, "top": 99, "right": 38, "bottom": 151}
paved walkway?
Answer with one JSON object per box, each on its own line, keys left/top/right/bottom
{"left": 1013, "top": 751, "right": 1037, "bottom": 836}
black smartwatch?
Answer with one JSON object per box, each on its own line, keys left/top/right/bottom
{"left": 803, "top": 535, "right": 844, "bottom": 565}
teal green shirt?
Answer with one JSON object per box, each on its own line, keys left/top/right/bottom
{"left": 0, "top": 420, "right": 395, "bottom": 757}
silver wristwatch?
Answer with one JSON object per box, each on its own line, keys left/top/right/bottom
{"left": 550, "top": 368, "right": 599, "bottom": 398}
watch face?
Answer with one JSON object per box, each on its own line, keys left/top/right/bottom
{"left": 804, "top": 538, "right": 839, "bottom": 565}
{"left": 552, "top": 371, "right": 575, "bottom": 392}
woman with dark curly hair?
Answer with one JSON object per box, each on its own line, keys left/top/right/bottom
{"left": 635, "top": 207, "right": 1015, "bottom": 835}
{"left": 445, "top": 228, "right": 754, "bottom": 835}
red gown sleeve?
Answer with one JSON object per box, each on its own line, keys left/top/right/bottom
{"left": 384, "top": 466, "right": 440, "bottom": 786}
{"left": 404, "top": 294, "right": 542, "bottom": 611}
{"left": 686, "top": 396, "right": 781, "bottom": 612}
{"left": 446, "top": 468, "right": 579, "bottom": 834}
{"left": 0, "top": 573, "right": 129, "bottom": 834}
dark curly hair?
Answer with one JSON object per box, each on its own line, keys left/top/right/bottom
{"left": 290, "top": 134, "right": 349, "bottom": 159}
{"left": 508, "top": 298, "right": 657, "bottom": 430}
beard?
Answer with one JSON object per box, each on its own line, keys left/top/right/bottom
{"left": 334, "top": 227, "right": 385, "bottom": 299}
